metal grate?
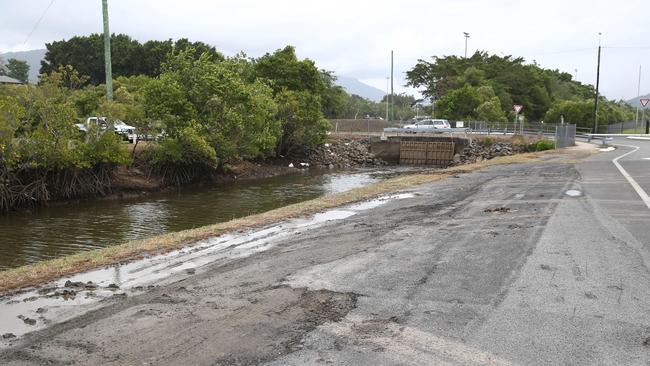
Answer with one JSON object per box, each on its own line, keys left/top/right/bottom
{"left": 399, "top": 141, "right": 455, "bottom": 165}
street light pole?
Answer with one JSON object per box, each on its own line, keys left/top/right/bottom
{"left": 593, "top": 32, "right": 602, "bottom": 134}
{"left": 463, "top": 32, "right": 470, "bottom": 58}
{"left": 102, "top": 0, "right": 113, "bottom": 101}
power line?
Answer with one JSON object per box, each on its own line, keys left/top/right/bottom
{"left": 603, "top": 45, "right": 650, "bottom": 50}
{"left": 23, "top": 0, "right": 56, "bottom": 45}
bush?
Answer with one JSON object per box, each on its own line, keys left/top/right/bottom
{"left": 482, "top": 136, "right": 493, "bottom": 146}
{"left": 143, "top": 126, "right": 218, "bottom": 185}
{"left": 536, "top": 139, "right": 555, "bottom": 151}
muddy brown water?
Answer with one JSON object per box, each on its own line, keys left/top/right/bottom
{"left": 0, "top": 167, "right": 422, "bottom": 270}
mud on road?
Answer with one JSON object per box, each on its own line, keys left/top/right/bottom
{"left": 2, "top": 148, "right": 649, "bottom": 365}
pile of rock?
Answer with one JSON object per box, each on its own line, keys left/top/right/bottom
{"left": 306, "top": 141, "right": 387, "bottom": 169}
{"left": 453, "top": 141, "right": 525, "bottom": 165}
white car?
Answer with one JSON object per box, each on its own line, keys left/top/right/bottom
{"left": 404, "top": 119, "right": 451, "bottom": 131}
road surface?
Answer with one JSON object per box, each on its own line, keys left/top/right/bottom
{"left": 1, "top": 142, "right": 649, "bottom": 365}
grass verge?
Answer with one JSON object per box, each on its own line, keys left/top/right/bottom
{"left": 0, "top": 149, "right": 577, "bottom": 295}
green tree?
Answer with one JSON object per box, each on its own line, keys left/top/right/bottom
{"left": 254, "top": 46, "right": 323, "bottom": 95}
{"left": 406, "top": 51, "right": 598, "bottom": 121}
{"left": 319, "top": 71, "right": 348, "bottom": 118}
{"left": 40, "top": 34, "right": 224, "bottom": 85}
{"left": 6, "top": 59, "right": 29, "bottom": 83}
{"left": 436, "top": 84, "right": 481, "bottom": 120}
{"left": 476, "top": 97, "right": 507, "bottom": 122}
{"left": 276, "top": 89, "right": 329, "bottom": 154}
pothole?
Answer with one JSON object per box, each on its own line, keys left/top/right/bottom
{"left": 565, "top": 190, "right": 582, "bottom": 197}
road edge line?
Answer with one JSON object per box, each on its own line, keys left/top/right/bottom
{"left": 612, "top": 144, "right": 650, "bottom": 210}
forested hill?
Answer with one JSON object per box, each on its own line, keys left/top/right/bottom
{"left": 406, "top": 51, "right": 634, "bottom": 127}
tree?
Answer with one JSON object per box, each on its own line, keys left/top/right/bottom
{"left": 6, "top": 59, "right": 29, "bottom": 83}
{"left": 254, "top": 46, "right": 323, "bottom": 95}
{"left": 253, "top": 46, "right": 332, "bottom": 153}
{"left": 319, "top": 71, "right": 348, "bottom": 118}
{"left": 436, "top": 84, "right": 481, "bottom": 120}
{"left": 406, "top": 51, "right": 598, "bottom": 121}
{"left": 275, "top": 89, "right": 329, "bottom": 154}
{"left": 476, "top": 97, "right": 507, "bottom": 122}
{"left": 40, "top": 34, "right": 223, "bottom": 85}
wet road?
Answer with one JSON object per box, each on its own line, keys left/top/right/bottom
{"left": 1, "top": 144, "right": 649, "bottom": 365}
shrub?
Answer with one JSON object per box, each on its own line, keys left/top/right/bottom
{"left": 536, "top": 139, "right": 555, "bottom": 151}
{"left": 143, "top": 126, "right": 218, "bottom": 185}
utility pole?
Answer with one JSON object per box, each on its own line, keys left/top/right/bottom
{"left": 463, "top": 32, "right": 470, "bottom": 58}
{"left": 593, "top": 32, "right": 601, "bottom": 134}
{"left": 102, "top": 0, "right": 113, "bottom": 101}
{"left": 635, "top": 65, "right": 642, "bottom": 132}
{"left": 385, "top": 77, "right": 389, "bottom": 121}
{"left": 390, "top": 50, "right": 394, "bottom": 121}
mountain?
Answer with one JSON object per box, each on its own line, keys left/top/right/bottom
{"left": 627, "top": 93, "right": 650, "bottom": 108}
{"left": 0, "top": 49, "right": 46, "bottom": 83}
{"left": 335, "top": 76, "right": 386, "bottom": 102}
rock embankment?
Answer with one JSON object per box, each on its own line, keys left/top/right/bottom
{"left": 453, "top": 141, "right": 527, "bottom": 165}
{"left": 306, "top": 140, "right": 386, "bottom": 169}
{"left": 285, "top": 140, "right": 386, "bottom": 169}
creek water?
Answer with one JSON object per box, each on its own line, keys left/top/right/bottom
{"left": 0, "top": 167, "right": 421, "bottom": 270}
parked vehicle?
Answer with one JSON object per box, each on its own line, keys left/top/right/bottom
{"left": 75, "top": 117, "right": 137, "bottom": 142}
{"left": 404, "top": 119, "right": 451, "bottom": 130}
{"left": 113, "top": 120, "right": 136, "bottom": 142}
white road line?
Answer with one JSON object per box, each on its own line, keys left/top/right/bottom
{"left": 612, "top": 144, "right": 650, "bottom": 210}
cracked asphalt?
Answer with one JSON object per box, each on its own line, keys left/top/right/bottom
{"left": 1, "top": 143, "right": 649, "bottom": 365}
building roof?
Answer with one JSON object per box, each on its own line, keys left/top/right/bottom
{"left": 0, "top": 75, "right": 23, "bottom": 84}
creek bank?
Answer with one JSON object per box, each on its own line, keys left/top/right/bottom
{"left": 287, "top": 139, "right": 387, "bottom": 169}
{"left": 4, "top": 140, "right": 386, "bottom": 211}
{"left": 112, "top": 140, "right": 386, "bottom": 194}
{"left": 452, "top": 139, "right": 540, "bottom": 165}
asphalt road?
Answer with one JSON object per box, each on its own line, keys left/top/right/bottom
{"left": 1, "top": 144, "right": 649, "bottom": 365}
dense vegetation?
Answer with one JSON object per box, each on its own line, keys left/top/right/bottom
{"left": 0, "top": 67, "right": 131, "bottom": 210}
{"left": 40, "top": 34, "right": 223, "bottom": 85}
{"left": 406, "top": 51, "right": 635, "bottom": 128}
{"left": 0, "top": 41, "right": 349, "bottom": 209}
{"left": 1, "top": 36, "right": 640, "bottom": 210}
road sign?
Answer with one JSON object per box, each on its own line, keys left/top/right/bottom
{"left": 640, "top": 99, "right": 650, "bottom": 107}
{"left": 513, "top": 105, "right": 523, "bottom": 113}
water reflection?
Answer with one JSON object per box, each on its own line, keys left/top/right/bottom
{"left": 0, "top": 167, "right": 422, "bottom": 270}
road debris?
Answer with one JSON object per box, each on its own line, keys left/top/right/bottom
{"left": 484, "top": 207, "right": 511, "bottom": 213}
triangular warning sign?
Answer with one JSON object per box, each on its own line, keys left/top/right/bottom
{"left": 640, "top": 99, "right": 650, "bottom": 107}
{"left": 513, "top": 104, "right": 523, "bottom": 113}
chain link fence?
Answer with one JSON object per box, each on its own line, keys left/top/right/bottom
{"left": 555, "top": 124, "right": 576, "bottom": 148}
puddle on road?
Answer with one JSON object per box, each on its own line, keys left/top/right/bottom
{"left": 0, "top": 193, "right": 414, "bottom": 343}
{"left": 565, "top": 190, "right": 582, "bottom": 197}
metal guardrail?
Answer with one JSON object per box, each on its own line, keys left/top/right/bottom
{"left": 382, "top": 127, "right": 471, "bottom": 133}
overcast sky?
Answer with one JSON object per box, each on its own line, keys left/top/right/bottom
{"left": 1, "top": 0, "right": 649, "bottom": 101}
